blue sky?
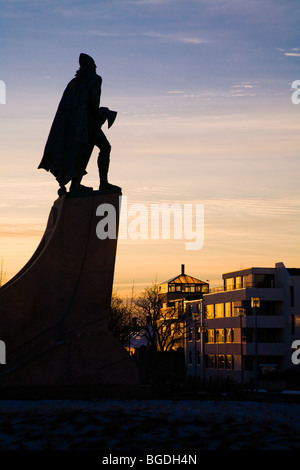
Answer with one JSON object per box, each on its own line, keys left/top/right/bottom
{"left": 1, "top": 0, "right": 300, "bottom": 294}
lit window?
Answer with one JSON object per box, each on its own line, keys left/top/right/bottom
{"left": 205, "top": 305, "right": 214, "bottom": 318}
{"left": 236, "top": 276, "right": 244, "bottom": 289}
{"left": 224, "top": 278, "right": 235, "bottom": 291}
{"left": 215, "top": 329, "right": 225, "bottom": 343}
{"left": 225, "top": 328, "right": 234, "bottom": 343}
{"left": 225, "top": 302, "right": 232, "bottom": 317}
{"left": 206, "top": 329, "right": 214, "bottom": 343}
{"left": 215, "top": 303, "right": 224, "bottom": 318}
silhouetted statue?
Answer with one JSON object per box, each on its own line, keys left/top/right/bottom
{"left": 38, "top": 53, "right": 120, "bottom": 196}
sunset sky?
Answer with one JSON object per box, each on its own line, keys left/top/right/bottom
{"left": 1, "top": 0, "right": 300, "bottom": 296}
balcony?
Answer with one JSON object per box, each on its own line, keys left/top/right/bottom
{"left": 208, "top": 281, "right": 282, "bottom": 294}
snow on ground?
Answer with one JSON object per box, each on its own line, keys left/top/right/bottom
{"left": 0, "top": 398, "right": 299, "bottom": 450}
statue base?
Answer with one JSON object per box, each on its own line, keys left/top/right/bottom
{"left": 0, "top": 190, "right": 140, "bottom": 395}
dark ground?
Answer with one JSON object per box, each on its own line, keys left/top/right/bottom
{"left": 0, "top": 396, "right": 299, "bottom": 451}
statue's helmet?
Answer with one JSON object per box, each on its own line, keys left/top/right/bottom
{"left": 79, "top": 53, "right": 96, "bottom": 70}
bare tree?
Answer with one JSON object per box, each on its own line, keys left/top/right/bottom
{"left": 134, "top": 282, "right": 190, "bottom": 351}
{"left": 109, "top": 289, "right": 136, "bottom": 346}
{"left": 109, "top": 282, "right": 193, "bottom": 352}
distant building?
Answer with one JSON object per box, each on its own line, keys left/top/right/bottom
{"left": 158, "top": 264, "right": 209, "bottom": 312}
{"left": 157, "top": 265, "right": 209, "bottom": 350}
{"left": 185, "top": 262, "right": 300, "bottom": 386}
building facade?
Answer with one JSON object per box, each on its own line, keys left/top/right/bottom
{"left": 157, "top": 264, "right": 209, "bottom": 350}
{"left": 185, "top": 262, "right": 300, "bottom": 386}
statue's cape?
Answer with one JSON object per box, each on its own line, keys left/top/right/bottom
{"left": 38, "top": 72, "right": 102, "bottom": 186}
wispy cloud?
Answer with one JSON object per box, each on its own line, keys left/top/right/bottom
{"left": 143, "top": 31, "right": 207, "bottom": 44}
{"left": 206, "top": 196, "right": 300, "bottom": 218}
{"left": 278, "top": 48, "right": 300, "bottom": 58}
{"left": 285, "top": 53, "right": 300, "bottom": 57}
{"left": 230, "top": 81, "right": 260, "bottom": 97}
{"left": 71, "top": 29, "right": 208, "bottom": 45}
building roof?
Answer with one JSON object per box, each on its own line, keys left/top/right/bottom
{"left": 161, "top": 273, "right": 208, "bottom": 285}
{"left": 159, "top": 264, "right": 208, "bottom": 286}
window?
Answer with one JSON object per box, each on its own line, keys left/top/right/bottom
{"left": 215, "top": 303, "right": 224, "bottom": 318}
{"left": 206, "top": 329, "right": 214, "bottom": 343}
{"left": 259, "top": 301, "right": 277, "bottom": 316}
{"left": 206, "top": 355, "right": 215, "bottom": 369}
{"left": 175, "top": 285, "right": 181, "bottom": 292}
{"left": 225, "top": 355, "right": 234, "bottom": 369}
{"left": 196, "top": 326, "right": 201, "bottom": 341}
{"left": 225, "top": 302, "right": 232, "bottom": 317}
{"left": 224, "top": 278, "right": 235, "bottom": 291}
{"left": 188, "top": 327, "right": 193, "bottom": 341}
{"left": 216, "top": 355, "right": 225, "bottom": 369}
{"left": 254, "top": 274, "right": 274, "bottom": 288}
{"left": 232, "top": 302, "right": 241, "bottom": 317}
{"left": 235, "top": 276, "right": 244, "bottom": 289}
{"left": 225, "top": 328, "right": 234, "bottom": 343}
{"left": 169, "top": 285, "right": 175, "bottom": 292}
{"left": 257, "top": 329, "right": 282, "bottom": 343}
{"left": 205, "top": 305, "right": 214, "bottom": 318}
{"left": 215, "top": 329, "right": 225, "bottom": 343}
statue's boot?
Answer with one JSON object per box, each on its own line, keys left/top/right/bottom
{"left": 70, "top": 177, "right": 93, "bottom": 193}
{"left": 98, "top": 155, "right": 121, "bottom": 193}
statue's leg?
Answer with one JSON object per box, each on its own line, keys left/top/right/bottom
{"left": 96, "top": 131, "right": 121, "bottom": 193}
{"left": 98, "top": 152, "right": 110, "bottom": 187}
{"left": 96, "top": 130, "right": 111, "bottom": 186}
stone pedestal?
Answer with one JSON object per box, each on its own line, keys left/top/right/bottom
{"left": 0, "top": 191, "right": 139, "bottom": 395}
